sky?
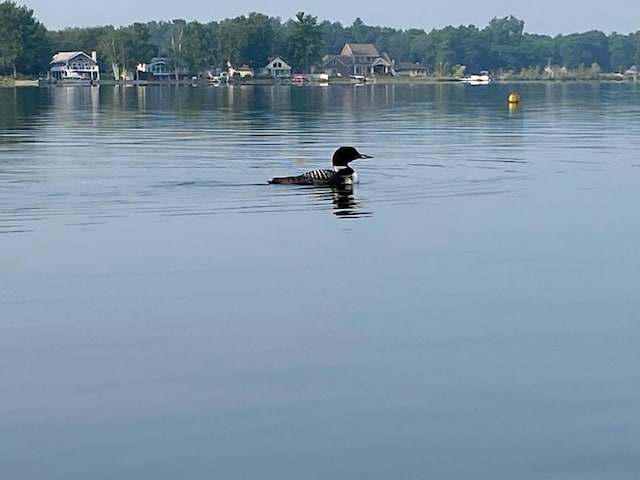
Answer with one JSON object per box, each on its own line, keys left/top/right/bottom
{"left": 20, "top": 0, "right": 640, "bottom": 35}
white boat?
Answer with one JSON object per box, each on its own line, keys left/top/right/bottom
{"left": 461, "top": 71, "right": 492, "bottom": 85}
{"left": 350, "top": 75, "right": 368, "bottom": 84}
{"left": 57, "top": 68, "right": 95, "bottom": 85}
{"left": 207, "top": 71, "right": 228, "bottom": 85}
{"left": 292, "top": 74, "right": 310, "bottom": 84}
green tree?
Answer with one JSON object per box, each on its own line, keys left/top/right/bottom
{"left": 168, "top": 19, "right": 186, "bottom": 79}
{"left": 411, "top": 32, "right": 434, "bottom": 66}
{"left": 94, "top": 24, "right": 154, "bottom": 79}
{"left": 286, "top": 12, "right": 323, "bottom": 72}
{"left": 430, "top": 27, "right": 456, "bottom": 75}
{"left": 485, "top": 15, "right": 525, "bottom": 71}
{"left": 48, "top": 27, "right": 106, "bottom": 55}
{"left": 349, "top": 17, "right": 375, "bottom": 44}
{"left": 557, "top": 30, "right": 610, "bottom": 70}
{"left": 608, "top": 32, "right": 635, "bottom": 72}
{"left": 449, "top": 25, "right": 489, "bottom": 73}
{"left": 99, "top": 27, "right": 129, "bottom": 80}
{"left": 519, "top": 34, "right": 555, "bottom": 68}
{"left": 387, "top": 31, "right": 412, "bottom": 62}
{"left": 0, "top": 0, "right": 49, "bottom": 76}
{"left": 218, "top": 16, "right": 247, "bottom": 66}
{"left": 320, "top": 20, "right": 349, "bottom": 55}
{"left": 633, "top": 31, "right": 640, "bottom": 66}
{"left": 146, "top": 20, "right": 174, "bottom": 53}
{"left": 127, "top": 23, "right": 156, "bottom": 68}
{"left": 0, "top": 1, "right": 21, "bottom": 75}
{"left": 242, "top": 12, "right": 274, "bottom": 68}
{"left": 182, "top": 21, "right": 216, "bottom": 73}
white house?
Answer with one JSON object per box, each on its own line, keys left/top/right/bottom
{"left": 50, "top": 51, "right": 100, "bottom": 82}
{"left": 260, "top": 57, "right": 292, "bottom": 77}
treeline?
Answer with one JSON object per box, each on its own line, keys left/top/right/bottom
{"left": 1, "top": 0, "right": 639, "bottom": 78}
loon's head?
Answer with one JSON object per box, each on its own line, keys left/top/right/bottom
{"left": 332, "top": 146, "right": 373, "bottom": 168}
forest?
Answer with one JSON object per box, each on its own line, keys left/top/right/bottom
{"left": 1, "top": 0, "right": 639, "bottom": 79}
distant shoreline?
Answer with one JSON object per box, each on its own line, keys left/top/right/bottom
{"left": 1, "top": 75, "right": 636, "bottom": 89}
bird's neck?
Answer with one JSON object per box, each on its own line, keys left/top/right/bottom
{"left": 334, "top": 165, "right": 350, "bottom": 172}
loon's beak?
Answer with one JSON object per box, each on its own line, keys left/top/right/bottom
{"left": 358, "top": 153, "right": 373, "bottom": 159}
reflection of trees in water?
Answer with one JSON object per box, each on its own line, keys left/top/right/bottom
{"left": 0, "top": 87, "right": 52, "bottom": 133}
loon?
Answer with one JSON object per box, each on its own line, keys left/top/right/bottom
{"left": 268, "top": 146, "right": 372, "bottom": 186}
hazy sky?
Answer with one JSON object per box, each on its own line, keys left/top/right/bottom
{"left": 22, "top": 0, "right": 639, "bottom": 35}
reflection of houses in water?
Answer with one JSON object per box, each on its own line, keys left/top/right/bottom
{"left": 50, "top": 84, "right": 100, "bottom": 117}
{"left": 332, "top": 83, "right": 398, "bottom": 112}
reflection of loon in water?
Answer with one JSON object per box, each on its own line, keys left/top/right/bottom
{"left": 316, "top": 184, "right": 373, "bottom": 218}
{"left": 268, "top": 146, "right": 372, "bottom": 186}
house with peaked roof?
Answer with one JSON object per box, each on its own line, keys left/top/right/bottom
{"left": 260, "top": 57, "right": 292, "bottom": 77}
{"left": 50, "top": 51, "right": 100, "bottom": 82}
{"left": 320, "top": 54, "right": 353, "bottom": 77}
{"left": 320, "top": 43, "right": 392, "bottom": 77}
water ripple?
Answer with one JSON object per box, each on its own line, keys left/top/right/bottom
{"left": 1, "top": 82, "right": 638, "bottom": 232}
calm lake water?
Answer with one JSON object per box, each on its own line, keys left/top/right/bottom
{"left": 1, "top": 82, "right": 639, "bottom": 479}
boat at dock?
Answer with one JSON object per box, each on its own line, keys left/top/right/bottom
{"left": 52, "top": 68, "right": 96, "bottom": 86}
{"left": 461, "top": 71, "right": 492, "bottom": 85}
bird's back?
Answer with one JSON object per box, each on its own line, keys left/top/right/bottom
{"left": 269, "top": 168, "right": 337, "bottom": 185}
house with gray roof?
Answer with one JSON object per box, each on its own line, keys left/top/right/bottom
{"left": 49, "top": 51, "right": 100, "bottom": 83}
{"left": 320, "top": 43, "right": 392, "bottom": 77}
{"left": 394, "top": 62, "right": 429, "bottom": 76}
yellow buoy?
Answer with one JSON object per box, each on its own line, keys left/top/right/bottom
{"left": 508, "top": 92, "right": 520, "bottom": 104}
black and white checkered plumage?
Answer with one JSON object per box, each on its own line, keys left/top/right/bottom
{"left": 268, "top": 146, "right": 372, "bottom": 186}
